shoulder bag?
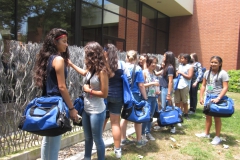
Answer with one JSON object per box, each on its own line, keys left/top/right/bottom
{"left": 18, "top": 96, "right": 72, "bottom": 136}
{"left": 203, "top": 70, "right": 234, "bottom": 117}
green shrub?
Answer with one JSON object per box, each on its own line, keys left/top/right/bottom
{"left": 228, "top": 70, "right": 240, "bottom": 93}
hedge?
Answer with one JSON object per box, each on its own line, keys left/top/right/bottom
{"left": 228, "top": 70, "right": 240, "bottom": 93}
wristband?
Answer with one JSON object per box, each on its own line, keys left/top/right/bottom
{"left": 69, "top": 107, "right": 74, "bottom": 111}
{"left": 90, "top": 89, "right": 93, "bottom": 98}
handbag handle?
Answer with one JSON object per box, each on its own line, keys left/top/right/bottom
{"left": 29, "top": 105, "right": 58, "bottom": 117}
{"left": 134, "top": 105, "right": 146, "bottom": 117}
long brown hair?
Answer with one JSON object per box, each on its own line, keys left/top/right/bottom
{"left": 84, "top": 41, "right": 112, "bottom": 77}
{"left": 34, "top": 28, "right": 69, "bottom": 89}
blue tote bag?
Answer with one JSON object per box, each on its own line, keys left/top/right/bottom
{"left": 121, "top": 73, "right": 134, "bottom": 104}
{"left": 173, "top": 74, "right": 181, "bottom": 90}
{"left": 18, "top": 96, "right": 72, "bottom": 136}
{"left": 203, "top": 94, "right": 234, "bottom": 117}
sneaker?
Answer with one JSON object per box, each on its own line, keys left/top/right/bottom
{"left": 141, "top": 135, "right": 148, "bottom": 142}
{"left": 188, "top": 111, "right": 195, "bottom": 115}
{"left": 136, "top": 140, "right": 146, "bottom": 148}
{"left": 177, "top": 123, "right": 182, "bottom": 127}
{"left": 114, "top": 147, "right": 122, "bottom": 158}
{"left": 170, "top": 127, "right": 176, "bottom": 133}
{"left": 153, "top": 126, "right": 161, "bottom": 131}
{"left": 121, "top": 138, "right": 134, "bottom": 145}
{"left": 195, "top": 133, "right": 210, "bottom": 138}
{"left": 146, "top": 133, "right": 155, "bottom": 141}
{"left": 211, "top": 136, "right": 221, "bottom": 145}
{"left": 184, "top": 114, "right": 190, "bottom": 120}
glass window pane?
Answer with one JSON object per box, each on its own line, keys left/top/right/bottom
{"left": 127, "top": 0, "right": 139, "bottom": 21}
{"left": 103, "top": 0, "right": 126, "bottom": 16}
{"left": 83, "top": 0, "right": 103, "bottom": 7}
{"left": 126, "top": 19, "right": 138, "bottom": 51}
{"left": 103, "top": 11, "right": 125, "bottom": 39}
{"left": 103, "top": 37, "right": 125, "bottom": 52}
{"left": 82, "top": 4, "right": 102, "bottom": 46}
{"left": 142, "top": 4, "right": 157, "bottom": 28}
{"left": 0, "top": 0, "right": 15, "bottom": 56}
{"left": 156, "top": 30, "right": 168, "bottom": 54}
{"left": 17, "top": 1, "right": 75, "bottom": 44}
{"left": 141, "top": 24, "right": 156, "bottom": 53}
{"left": 157, "top": 12, "right": 169, "bottom": 32}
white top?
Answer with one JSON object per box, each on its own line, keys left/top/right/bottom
{"left": 178, "top": 64, "right": 192, "bottom": 89}
{"left": 84, "top": 73, "right": 105, "bottom": 114}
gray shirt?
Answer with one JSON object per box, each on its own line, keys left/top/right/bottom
{"left": 84, "top": 72, "right": 105, "bottom": 114}
{"left": 204, "top": 70, "right": 229, "bottom": 95}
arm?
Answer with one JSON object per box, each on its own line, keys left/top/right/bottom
{"left": 68, "top": 59, "right": 88, "bottom": 76}
{"left": 178, "top": 65, "right": 194, "bottom": 80}
{"left": 199, "top": 78, "right": 207, "bottom": 105}
{"left": 138, "top": 82, "right": 147, "bottom": 100}
{"left": 143, "top": 70, "right": 159, "bottom": 88}
{"left": 53, "top": 57, "right": 78, "bottom": 120}
{"left": 166, "top": 75, "right": 173, "bottom": 100}
{"left": 155, "top": 69, "right": 163, "bottom": 76}
{"left": 83, "top": 70, "right": 109, "bottom": 98}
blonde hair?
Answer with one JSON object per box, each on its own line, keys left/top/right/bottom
{"left": 126, "top": 50, "right": 137, "bottom": 62}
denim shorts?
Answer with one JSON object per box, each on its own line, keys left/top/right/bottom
{"left": 106, "top": 96, "right": 123, "bottom": 115}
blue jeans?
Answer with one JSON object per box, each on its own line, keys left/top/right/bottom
{"left": 41, "top": 135, "right": 62, "bottom": 160}
{"left": 161, "top": 87, "right": 168, "bottom": 109}
{"left": 82, "top": 109, "right": 106, "bottom": 160}
{"left": 142, "top": 97, "right": 157, "bottom": 135}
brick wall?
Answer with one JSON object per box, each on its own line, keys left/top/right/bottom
{"left": 169, "top": 0, "right": 240, "bottom": 70}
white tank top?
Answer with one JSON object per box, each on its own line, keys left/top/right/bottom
{"left": 84, "top": 73, "right": 105, "bottom": 114}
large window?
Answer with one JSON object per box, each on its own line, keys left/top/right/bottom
{"left": 104, "top": 0, "right": 126, "bottom": 16}
{"left": 127, "top": 0, "right": 139, "bottom": 21}
{"left": 126, "top": 19, "right": 138, "bottom": 51}
{"left": 81, "top": 3, "right": 102, "bottom": 46}
{"left": 142, "top": 4, "right": 157, "bottom": 28}
{"left": 141, "top": 24, "right": 156, "bottom": 53}
{"left": 156, "top": 30, "right": 168, "bottom": 54}
{"left": 17, "top": 1, "right": 75, "bottom": 44}
{"left": 1, "top": 0, "right": 169, "bottom": 54}
{"left": 103, "top": 11, "right": 125, "bottom": 39}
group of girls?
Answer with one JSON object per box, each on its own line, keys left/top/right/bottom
{"left": 34, "top": 28, "right": 229, "bottom": 160}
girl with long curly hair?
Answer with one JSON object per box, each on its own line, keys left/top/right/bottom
{"left": 34, "top": 28, "right": 78, "bottom": 160}
{"left": 68, "top": 41, "right": 113, "bottom": 160}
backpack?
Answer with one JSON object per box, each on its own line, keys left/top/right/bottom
{"left": 195, "top": 63, "right": 206, "bottom": 83}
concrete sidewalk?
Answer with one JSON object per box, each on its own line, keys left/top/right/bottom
{"left": 65, "top": 119, "right": 157, "bottom": 160}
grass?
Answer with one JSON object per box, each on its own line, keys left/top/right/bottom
{"left": 93, "top": 92, "right": 240, "bottom": 160}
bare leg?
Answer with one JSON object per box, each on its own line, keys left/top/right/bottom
{"left": 134, "top": 123, "right": 142, "bottom": 141}
{"left": 120, "top": 119, "right": 128, "bottom": 140}
{"left": 102, "top": 118, "right": 109, "bottom": 131}
{"left": 110, "top": 114, "right": 121, "bottom": 148}
{"left": 214, "top": 117, "right": 221, "bottom": 137}
{"left": 205, "top": 115, "right": 212, "bottom": 135}
{"left": 183, "top": 102, "right": 188, "bottom": 114}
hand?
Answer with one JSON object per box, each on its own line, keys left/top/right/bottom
{"left": 211, "top": 98, "right": 220, "bottom": 103}
{"left": 155, "top": 91, "right": 161, "bottom": 95}
{"left": 153, "top": 82, "right": 159, "bottom": 86}
{"left": 68, "top": 59, "right": 73, "bottom": 67}
{"left": 83, "top": 84, "right": 90, "bottom": 92}
{"left": 192, "top": 82, "right": 197, "bottom": 87}
{"left": 200, "top": 98, "right": 204, "bottom": 105}
{"left": 69, "top": 108, "right": 78, "bottom": 121}
{"left": 166, "top": 94, "right": 171, "bottom": 100}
